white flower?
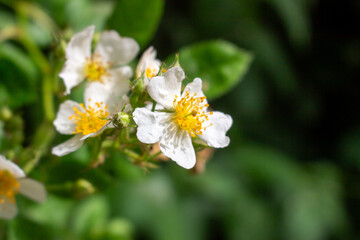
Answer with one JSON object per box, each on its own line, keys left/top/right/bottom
{"left": 0, "top": 155, "right": 46, "bottom": 220}
{"left": 52, "top": 82, "right": 130, "bottom": 156}
{"left": 135, "top": 46, "right": 161, "bottom": 86}
{"left": 60, "top": 25, "right": 139, "bottom": 94}
{"left": 133, "top": 67, "right": 232, "bottom": 169}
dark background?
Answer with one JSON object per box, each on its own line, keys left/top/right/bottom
{"left": 153, "top": 0, "right": 360, "bottom": 238}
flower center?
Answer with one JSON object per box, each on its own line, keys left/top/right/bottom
{"left": 0, "top": 170, "right": 20, "bottom": 204}
{"left": 84, "top": 54, "right": 110, "bottom": 82}
{"left": 145, "top": 67, "right": 158, "bottom": 79}
{"left": 173, "top": 91, "right": 213, "bottom": 137}
{"left": 69, "top": 100, "right": 109, "bottom": 135}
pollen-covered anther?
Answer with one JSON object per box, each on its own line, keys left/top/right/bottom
{"left": 69, "top": 99, "right": 109, "bottom": 135}
{"left": 145, "top": 67, "right": 158, "bottom": 78}
{"left": 0, "top": 170, "right": 20, "bottom": 204}
{"left": 173, "top": 91, "right": 212, "bottom": 137}
{"left": 84, "top": 54, "right": 111, "bottom": 82}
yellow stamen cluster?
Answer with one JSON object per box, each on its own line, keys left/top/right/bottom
{"left": 69, "top": 100, "right": 109, "bottom": 135}
{"left": 0, "top": 170, "right": 20, "bottom": 204}
{"left": 173, "top": 91, "right": 213, "bottom": 137}
{"left": 84, "top": 54, "right": 110, "bottom": 82}
{"left": 145, "top": 67, "right": 158, "bottom": 79}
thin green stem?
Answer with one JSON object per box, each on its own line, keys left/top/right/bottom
{"left": 46, "top": 182, "right": 74, "bottom": 191}
{"left": 122, "top": 149, "right": 141, "bottom": 162}
{"left": 16, "top": 3, "right": 55, "bottom": 121}
{"left": 151, "top": 101, "right": 157, "bottom": 112}
{"left": 150, "top": 151, "right": 162, "bottom": 159}
{"left": 22, "top": 121, "right": 55, "bottom": 174}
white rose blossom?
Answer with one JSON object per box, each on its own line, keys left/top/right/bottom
{"left": 60, "top": 25, "right": 139, "bottom": 94}
{"left": 133, "top": 67, "right": 233, "bottom": 169}
{"left": 52, "top": 82, "right": 130, "bottom": 157}
{"left": 135, "top": 46, "right": 161, "bottom": 86}
{"left": 0, "top": 155, "right": 46, "bottom": 220}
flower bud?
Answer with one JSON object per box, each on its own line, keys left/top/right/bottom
{"left": 130, "top": 93, "right": 139, "bottom": 109}
{"left": 0, "top": 107, "right": 12, "bottom": 121}
{"left": 74, "top": 179, "right": 95, "bottom": 199}
{"left": 105, "top": 218, "right": 133, "bottom": 240}
{"left": 117, "top": 112, "right": 130, "bottom": 127}
{"left": 168, "top": 53, "right": 181, "bottom": 69}
{"left": 132, "top": 77, "right": 145, "bottom": 94}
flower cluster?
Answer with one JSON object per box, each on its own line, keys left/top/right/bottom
{"left": 0, "top": 25, "right": 233, "bottom": 220}
{"left": 53, "top": 25, "right": 233, "bottom": 169}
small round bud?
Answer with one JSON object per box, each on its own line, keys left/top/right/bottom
{"left": 105, "top": 218, "right": 133, "bottom": 240}
{"left": 0, "top": 107, "right": 12, "bottom": 121}
{"left": 74, "top": 179, "right": 95, "bottom": 199}
{"left": 118, "top": 112, "right": 130, "bottom": 127}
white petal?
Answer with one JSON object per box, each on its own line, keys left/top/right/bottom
{"left": 136, "top": 46, "right": 155, "bottom": 78}
{"left": 143, "top": 78, "right": 150, "bottom": 87}
{"left": 199, "top": 111, "right": 232, "bottom": 148}
{"left": 53, "top": 100, "right": 83, "bottom": 135}
{"left": 105, "top": 67, "right": 131, "bottom": 100}
{"left": 65, "top": 25, "right": 94, "bottom": 62}
{"left": 60, "top": 25, "right": 94, "bottom": 94}
{"left": 108, "top": 95, "right": 131, "bottom": 114}
{"left": 182, "top": 77, "right": 208, "bottom": 108}
{"left": 183, "top": 78, "right": 206, "bottom": 98}
{"left": 0, "top": 199, "right": 17, "bottom": 220}
{"left": 59, "top": 59, "right": 85, "bottom": 95}
{"left": 84, "top": 78, "right": 129, "bottom": 114}
{"left": 51, "top": 135, "right": 84, "bottom": 157}
{"left": 18, "top": 178, "right": 46, "bottom": 203}
{"left": 95, "top": 31, "right": 139, "bottom": 65}
{"left": 84, "top": 81, "right": 109, "bottom": 108}
{"left": 159, "top": 127, "right": 196, "bottom": 169}
{"left": 133, "top": 108, "right": 165, "bottom": 144}
{"left": 0, "top": 155, "right": 25, "bottom": 178}
{"left": 147, "top": 67, "right": 185, "bottom": 109}
{"left": 111, "top": 65, "right": 133, "bottom": 81}
{"left": 135, "top": 46, "right": 160, "bottom": 79}
{"left": 122, "top": 97, "right": 132, "bottom": 113}
{"left": 144, "top": 102, "right": 165, "bottom": 111}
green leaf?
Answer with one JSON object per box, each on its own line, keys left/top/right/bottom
{"left": 170, "top": 40, "right": 252, "bottom": 100}
{"left": 27, "top": 21, "right": 53, "bottom": 47}
{"left": 0, "top": 43, "right": 38, "bottom": 107}
{"left": 106, "top": 0, "right": 164, "bottom": 48}
{"left": 66, "top": 0, "right": 114, "bottom": 31}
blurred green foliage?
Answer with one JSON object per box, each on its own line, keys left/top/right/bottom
{"left": 0, "top": 0, "right": 359, "bottom": 239}
{"left": 167, "top": 40, "right": 252, "bottom": 100}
